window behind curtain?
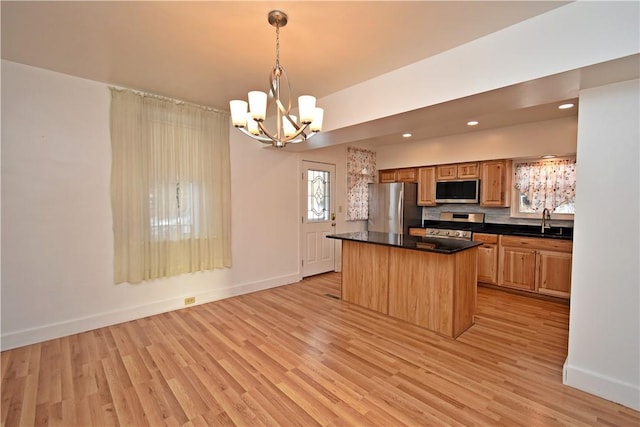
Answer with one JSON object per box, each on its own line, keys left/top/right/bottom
{"left": 110, "top": 88, "right": 231, "bottom": 284}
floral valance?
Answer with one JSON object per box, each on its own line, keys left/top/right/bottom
{"left": 513, "top": 158, "right": 576, "bottom": 212}
{"left": 346, "top": 147, "right": 376, "bottom": 220}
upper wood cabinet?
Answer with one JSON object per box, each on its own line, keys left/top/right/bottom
{"left": 379, "top": 169, "right": 397, "bottom": 183}
{"left": 480, "top": 160, "right": 512, "bottom": 207}
{"left": 417, "top": 167, "right": 436, "bottom": 206}
{"left": 379, "top": 168, "right": 417, "bottom": 183}
{"left": 436, "top": 162, "right": 479, "bottom": 180}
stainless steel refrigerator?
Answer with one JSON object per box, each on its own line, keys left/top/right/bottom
{"left": 367, "top": 182, "right": 422, "bottom": 234}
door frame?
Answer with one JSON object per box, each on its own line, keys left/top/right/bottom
{"left": 300, "top": 160, "right": 337, "bottom": 278}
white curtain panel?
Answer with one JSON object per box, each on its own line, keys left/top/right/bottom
{"left": 110, "top": 89, "right": 231, "bottom": 284}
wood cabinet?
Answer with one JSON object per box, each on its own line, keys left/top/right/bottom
{"left": 379, "top": 168, "right": 417, "bottom": 183}
{"left": 379, "top": 169, "right": 397, "bottom": 183}
{"left": 340, "top": 239, "right": 478, "bottom": 338}
{"left": 341, "top": 240, "right": 389, "bottom": 313}
{"left": 537, "top": 250, "right": 573, "bottom": 298}
{"left": 480, "top": 160, "right": 512, "bottom": 207}
{"left": 498, "top": 235, "right": 572, "bottom": 298}
{"left": 474, "top": 233, "right": 498, "bottom": 285}
{"left": 436, "top": 162, "right": 479, "bottom": 180}
{"left": 417, "top": 167, "right": 436, "bottom": 206}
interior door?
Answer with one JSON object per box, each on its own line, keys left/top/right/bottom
{"left": 301, "top": 161, "right": 336, "bottom": 277}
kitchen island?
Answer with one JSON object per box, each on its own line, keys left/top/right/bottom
{"left": 327, "top": 231, "right": 481, "bottom": 338}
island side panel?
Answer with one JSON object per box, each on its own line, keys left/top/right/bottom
{"left": 452, "top": 247, "right": 478, "bottom": 338}
{"left": 388, "top": 247, "right": 455, "bottom": 337}
{"left": 341, "top": 240, "right": 390, "bottom": 314}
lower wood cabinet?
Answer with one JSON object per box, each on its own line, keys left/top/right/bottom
{"left": 499, "top": 245, "right": 537, "bottom": 291}
{"left": 537, "top": 250, "right": 573, "bottom": 298}
{"left": 341, "top": 240, "right": 389, "bottom": 313}
{"left": 473, "top": 233, "right": 498, "bottom": 285}
{"left": 497, "top": 235, "right": 573, "bottom": 299}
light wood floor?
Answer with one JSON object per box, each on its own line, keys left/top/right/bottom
{"left": 2, "top": 272, "right": 638, "bottom": 426}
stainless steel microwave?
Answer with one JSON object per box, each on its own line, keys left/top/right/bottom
{"left": 435, "top": 179, "right": 480, "bottom": 203}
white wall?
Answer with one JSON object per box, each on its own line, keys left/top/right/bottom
{"left": 321, "top": 1, "right": 639, "bottom": 133}
{"left": 374, "top": 117, "right": 577, "bottom": 169}
{"left": 564, "top": 79, "right": 640, "bottom": 410}
{"left": 0, "top": 60, "right": 305, "bottom": 349}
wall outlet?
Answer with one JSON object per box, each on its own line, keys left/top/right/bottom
{"left": 184, "top": 296, "right": 196, "bottom": 305}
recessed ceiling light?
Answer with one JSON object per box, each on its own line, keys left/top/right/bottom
{"left": 467, "top": 120, "right": 479, "bottom": 126}
{"left": 558, "top": 103, "right": 575, "bottom": 110}
{"left": 402, "top": 133, "right": 412, "bottom": 138}
{"left": 541, "top": 154, "right": 557, "bottom": 159}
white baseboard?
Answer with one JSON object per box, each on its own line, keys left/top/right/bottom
{"left": 563, "top": 361, "right": 640, "bottom": 411}
{"left": 1, "top": 273, "right": 300, "bottom": 351}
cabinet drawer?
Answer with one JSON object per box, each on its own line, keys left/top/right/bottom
{"left": 408, "top": 228, "right": 427, "bottom": 237}
{"left": 500, "top": 235, "right": 573, "bottom": 252}
{"left": 473, "top": 233, "right": 498, "bottom": 244}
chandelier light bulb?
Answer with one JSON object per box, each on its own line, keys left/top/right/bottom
{"left": 248, "top": 91, "right": 267, "bottom": 121}
{"left": 310, "top": 108, "right": 324, "bottom": 133}
{"left": 230, "top": 100, "right": 248, "bottom": 127}
{"left": 298, "top": 95, "right": 316, "bottom": 124}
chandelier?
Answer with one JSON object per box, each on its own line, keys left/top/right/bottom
{"left": 229, "top": 10, "right": 324, "bottom": 148}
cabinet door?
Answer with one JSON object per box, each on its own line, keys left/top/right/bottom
{"left": 537, "top": 250, "right": 572, "bottom": 298}
{"left": 477, "top": 243, "right": 498, "bottom": 284}
{"left": 499, "top": 246, "right": 536, "bottom": 291}
{"left": 480, "top": 160, "right": 511, "bottom": 207}
{"left": 436, "top": 164, "right": 458, "bottom": 180}
{"left": 379, "top": 169, "right": 397, "bottom": 183}
{"left": 396, "top": 168, "right": 417, "bottom": 182}
{"left": 457, "top": 162, "right": 479, "bottom": 179}
{"left": 417, "top": 167, "right": 436, "bottom": 206}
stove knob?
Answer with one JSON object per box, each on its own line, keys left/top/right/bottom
{"left": 456, "top": 231, "right": 464, "bottom": 237}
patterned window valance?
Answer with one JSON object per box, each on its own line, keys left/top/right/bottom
{"left": 513, "top": 158, "right": 576, "bottom": 213}
{"left": 346, "top": 147, "right": 376, "bottom": 220}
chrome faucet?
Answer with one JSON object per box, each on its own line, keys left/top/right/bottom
{"left": 541, "top": 208, "right": 551, "bottom": 233}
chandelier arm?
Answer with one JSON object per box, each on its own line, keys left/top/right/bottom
{"left": 236, "top": 126, "right": 274, "bottom": 144}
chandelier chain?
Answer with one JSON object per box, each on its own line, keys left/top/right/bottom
{"left": 275, "top": 26, "right": 280, "bottom": 69}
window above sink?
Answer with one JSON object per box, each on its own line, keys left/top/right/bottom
{"left": 511, "top": 156, "right": 576, "bottom": 220}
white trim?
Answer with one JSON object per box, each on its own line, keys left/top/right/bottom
{"left": 0, "top": 273, "right": 300, "bottom": 351}
{"left": 563, "top": 361, "right": 640, "bottom": 411}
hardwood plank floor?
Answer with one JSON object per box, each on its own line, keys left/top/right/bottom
{"left": 2, "top": 272, "right": 638, "bottom": 426}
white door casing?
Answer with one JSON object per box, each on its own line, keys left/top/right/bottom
{"left": 301, "top": 161, "right": 336, "bottom": 277}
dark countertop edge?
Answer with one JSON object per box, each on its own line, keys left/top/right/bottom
{"left": 411, "top": 222, "right": 574, "bottom": 241}
{"left": 328, "top": 232, "right": 482, "bottom": 255}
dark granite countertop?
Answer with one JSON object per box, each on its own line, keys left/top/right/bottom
{"left": 327, "top": 231, "right": 482, "bottom": 254}
{"left": 410, "top": 221, "right": 574, "bottom": 240}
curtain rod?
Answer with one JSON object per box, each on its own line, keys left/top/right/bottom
{"left": 109, "top": 86, "right": 228, "bottom": 114}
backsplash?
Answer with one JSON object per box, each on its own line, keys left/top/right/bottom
{"left": 421, "top": 204, "right": 574, "bottom": 227}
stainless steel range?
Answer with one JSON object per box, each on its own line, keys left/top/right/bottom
{"left": 424, "top": 212, "right": 485, "bottom": 240}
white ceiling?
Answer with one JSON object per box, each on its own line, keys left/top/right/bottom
{"left": 2, "top": 1, "right": 637, "bottom": 151}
